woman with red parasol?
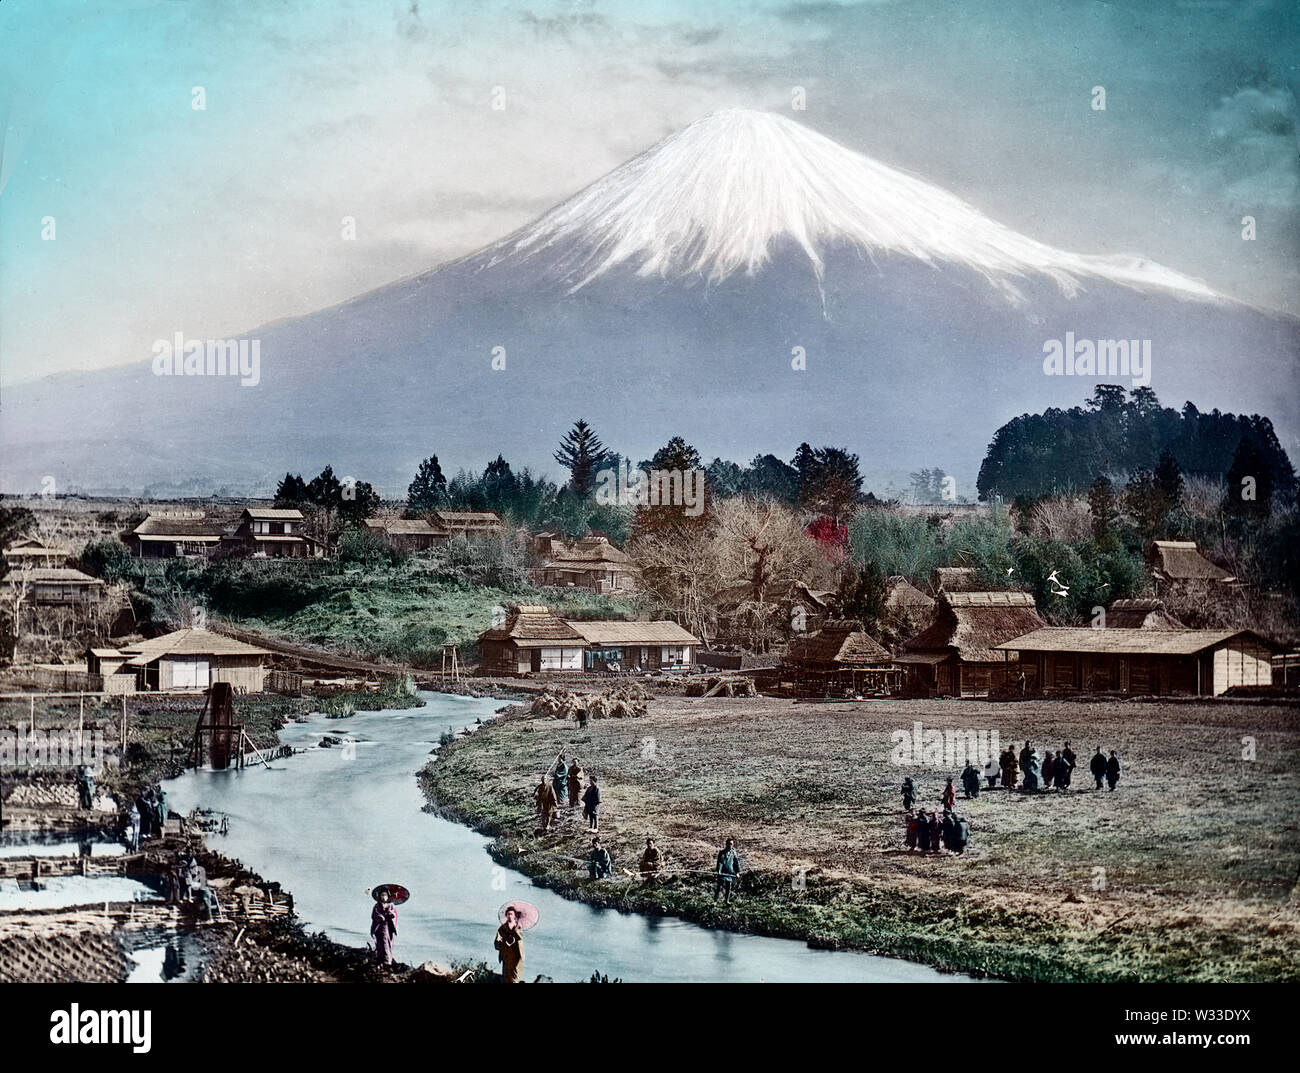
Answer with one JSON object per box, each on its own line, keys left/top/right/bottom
{"left": 494, "top": 901, "right": 537, "bottom": 983}
{"left": 370, "top": 884, "right": 407, "bottom": 967}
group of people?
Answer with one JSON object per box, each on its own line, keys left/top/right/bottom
{"left": 535, "top": 753, "right": 601, "bottom": 832}
{"left": 123, "top": 782, "right": 169, "bottom": 851}
{"left": 368, "top": 892, "right": 530, "bottom": 985}
{"left": 995, "top": 742, "right": 1123, "bottom": 793}
{"left": 587, "top": 835, "right": 743, "bottom": 901}
{"left": 163, "top": 849, "right": 221, "bottom": 921}
{"left": 904, "top": 807, "right": 970, "bottom": 854}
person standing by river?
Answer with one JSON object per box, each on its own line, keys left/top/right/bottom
{"left": 552, "top": 754, "right": 568, "bottom": 801}
{"left": 495, "top": 905, "right": 525, "bottom": 983}
{"left": 714, "top": 838, "right": 742, "bottom": 902}
{"left": 535, "top": 774, "right": 558, "bottom": 832}
{"left": 582, "top": 775, "right": 601, "bottom": 831}
{"left": 371, "top": 888, "right": 397, "bottom": 967}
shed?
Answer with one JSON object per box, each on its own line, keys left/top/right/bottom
{"left": 116, "top": 628, "right": 270, "bottom": 692}
{"left": 996, "top": 627, "right": 1278, "bottom": 696}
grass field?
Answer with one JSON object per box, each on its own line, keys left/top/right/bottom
{"left": 421, "top": 694, "right": 1300, "bottom": 982}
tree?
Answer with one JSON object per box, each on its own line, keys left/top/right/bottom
{"left": 482, "top": 455, "right": 520, "bottom": 515}
{"left": 273, "top": 473, "right": 309, "bottom": 509}
{"left": 406, "top": 456, "right": 448, "bottom": 515}
{"left": 1087, "top": 474, "right": 1119, "bottom": 544}
{"left": 554, "top": 419, "right": 610, "bottom": 496}
{"left": 839, "top": 560, "right": 888, "bottom": 633}
{"left": 0, "top": 503, "right": 35, "bottom": 582}
{"left": 1224, "top": 435, "right": 1274, "bottom": 520}
{"left": 797, "top": 446, "right": 863, "bottom": 525}
{"left": 741, "top": 454, "right": 799, "bottom": 505}
{"left": 650, "top": 436, "right": 702, "bottom": 473}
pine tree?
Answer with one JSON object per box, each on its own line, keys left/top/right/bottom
{"left": 554, "top": 420, "right": 610, "bottom": 496}
{"left": 406, "top": 456, "right": 448, "bottom": 515}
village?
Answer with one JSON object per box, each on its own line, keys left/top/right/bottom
{"left": 1, "top": 402, "right": 1297, "bottom": 984}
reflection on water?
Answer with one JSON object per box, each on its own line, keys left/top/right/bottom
{"left": 166, "top": 693, "right": 973, "bottom": 983}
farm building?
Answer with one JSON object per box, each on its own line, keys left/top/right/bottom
{"left": 125, "top": 513, "right": 226, "bottom": 558}
{"left": 3, "top": 566, "right": 104, "bottom": 606}
{"left": 786, "top": 582, "right": 842, "bottom": 634}
{"left": 1147, "top": 541, "right": 1235, "bottom": 588}
{"left": 222, "top": 508, "right": 325, "bottom": 558}
{"left": 476, "top": 605, "right": 700, "bottom": 674}
{"left": 898, "top": 591, "right": 1045, "bottom": 696}
{"left": 884, "top": 576, "right": 935, "bottom": 617}
{"left": 364, "top": 518, "right": 448, "bottom": 553}
{"left": 785, "top": 619, "right": 900, "bottom": 694}
{"left": 92, "top": 628, "right": 270, "bottom": 693}
{"left": 533, "top": 535, "right": 640, "bottom": 593}
{"left": 430, "top": 510, "right": 504, "bottom": 539}
{"left": 3, "top": 538, "right": 68, "bottom": 567}
{"left": 995, "top": 628, "right": 1278, "bottom": 696}
{"left": 1105, "top": 598, "right": 1185, "bottom": 629}
{"left": 932, "top": 566, "right": 981, "bottom": 593}
{"left": 565, "top": 619, "right": 700, "bottom": 672}
{"left": 477, "top": 605, "right": 588, "bottom": 674}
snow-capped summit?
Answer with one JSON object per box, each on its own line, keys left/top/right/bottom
{"left": 487, "top": 108, "right": 1216, "bottom": 302}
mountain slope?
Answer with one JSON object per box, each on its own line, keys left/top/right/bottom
{"left": 1, "top": 110, "right": 1294, "bottom": 497}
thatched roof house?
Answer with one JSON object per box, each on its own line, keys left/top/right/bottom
{"left": 997, "top": 627, "right": 1278, "bottom": 696}
{"left": 1105, "top": 598, "right": 1185, "bottom": 629}
{"left": 1147, "top": 541, "right": 1235, "bottom": 586}
{"left": 899, "top": 591, "right": 1045, "bottom": 696}
{"left": 477, "top": 605, "right": 699, "bottom": 675}
{"left": 932, "top": 566, "right": 980, "bottom": 593}
{"left": 884, "top": 576, "right": 935, "bottom": 615}
{"left": 125, "top": 514, "right": 227, "bottom": 558}
{"left": 784, "top": 619, "right": 900, "bottom": 695}
{"left": 534, "top": 536, "right": 640, "bottom": 594}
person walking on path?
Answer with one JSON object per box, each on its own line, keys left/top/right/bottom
{"left": 1106, "top": 751, "right": 1122, "bottom": 791}
{"left": 1090, "top": 747, "right": 1107, "bottom": 790}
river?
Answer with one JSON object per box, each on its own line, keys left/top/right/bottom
{"left": 165, "top": 691, "right": 973, "bottom": 983}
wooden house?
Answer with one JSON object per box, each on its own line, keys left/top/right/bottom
{"left": 477, "top": 605, "right": 588, "bottom": 674}
{"left": 932, "top": 566, "right": 980, "bottom": 593}
{"left": 565, "top": 619, "right": 700, "bottom": 672}
{"left": 125, "top": 514, "right": 226, "bottom": 559}
{"left": 785, "top": 619, "right": 900, "bottom": 694}
{"left": 1105, "top": 598, "right": 1185, "bottom": 629}
{"left": 222, "top": 508, "right": 324, "bottom": 559}
{"left": 996, "top": 627, "right": 1278, "bottom": 696}
{"left": 1147, "top": 541, "right": 1235, "bottom": 588}
{"left": 430, "top": 510, "right": 504, "bottom": 540}
{"left": 476, "top": 605, "right": 700, "bottom": 675}
{"left": 884, "top": 576, "right": 935, "bottom": 617}
{"left": 3, "top": 538, "right": 68, "bottom": 568}
{"left": 3, "top": 566, "right": 104, "bottom": 606}
{"left": 533, "top": 536, "right": 640, "bottom": 594}
{"left": 898, "top": 591, "right": 1045, "bottom": 696}
{"left": 99, "top": 628, "right": 270, "bottom": 692}
{"left": 364, "top": 518, "right": 448, "bottom": 553}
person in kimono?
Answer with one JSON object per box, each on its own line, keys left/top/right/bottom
{"left": 928, "top": 810, "right": 943, "bottom": 853}
{"left": 582, "top": 776, "right": 601, "bottom": 831}
{"left": 566, "top": 759, "right": 583, "bottom": 807}
{"left": 1001, "top": 745, "right": 1019, "bottom": 790}
{"left": 588, "top": 838, "right": 612, "bottom": 879}
{"left": 1106, "top": 751, "right": 1122, "bottom": 790}
{"left": 1042, "top": 751, "right": 1056, "bottom": 790}
{"left": 914, "top": 809, "right": 931, "bottom": 853}
{"left": 961, "top": 763, "right": 981, "bottom": 799}
{"left": 495, "top": 905, "right": 524, "bottom": 983}
{"left": 1090, "top": 747, "right": 1108, "bottom": 790}
{"left": 552, "top": 754, "right": 568, "bottom": 800}
{"left": 905, "top": 810, "right": 919, "bottom": 851}
{"left": 983, "top": 756, "right": 999, "bottom": 789}
{"left": 371, "top": 889, "right": 397, "bottom": 966}
{"left": 126, "top": 802, "right": 141, "bottom": 851}
{"left": 639, "top": 838, "right": 662, "bottom": 883}
{"left": 941, "top": 778, "right": 956, "bottom": 810}
{"left": 901, "top": 776, "right": 916, "bottom": 811}
{"left": 534, "top": 775, "right": 558, "bottom": 831}
{"left": 75, "top": 765, "right": 94, "bottom": 810}
{"left": 1023, "top": 748, "right": 1041, "bottom": 792}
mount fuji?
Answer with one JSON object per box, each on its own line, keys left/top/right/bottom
{"left": 3, "top": 109, "right": 1296, "bottom": 495}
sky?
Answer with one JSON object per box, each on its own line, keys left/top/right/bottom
{"left": 1, "top": 0, "right": 1297, "bottom": 387}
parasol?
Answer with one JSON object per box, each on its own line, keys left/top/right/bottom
{"left": 498, "top": 900, "right": 539, "bottom": 930}
{"left": 371, "top": 884, "right": 410, "bottom": 904}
